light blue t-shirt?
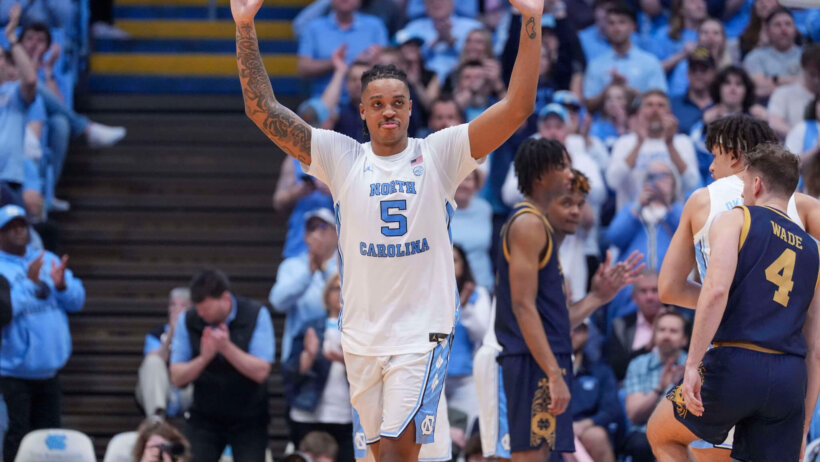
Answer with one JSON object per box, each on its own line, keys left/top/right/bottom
{"left": 0, "top": 82, "right": 31, "bottom": 184}
{"left": 298, "top": 12, "right": 388, "bottom": 97}
{"left": 583, "top": 46, "right": 668, "bottom": 99}
{"left": 451, "top": 197, "right": 494, "bottom": 292}
{"left": 170, "top": 297, "right": 275, "bottom": 364}
{"left": 648, "top": 26, "right": 697, "bottom": 61}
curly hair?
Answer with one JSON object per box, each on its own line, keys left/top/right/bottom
{"left": 704, "top": 113, "right": 777, "bottom": 159}
{"left": 570, "top": 169, "right": 590, "bottom": 195}
{"left": 514, "top": 138, "right": 568, "bottom": 197}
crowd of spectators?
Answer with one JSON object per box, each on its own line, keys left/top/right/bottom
{"left": 273, "top": 0, "right": 820, "bottom": 460}
{"left": 2, "top": 0, "right": 820, "bottom": 460}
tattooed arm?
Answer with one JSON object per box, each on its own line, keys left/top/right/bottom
{"left": 232, "top": 0, "right": 312, "bottom": 164}
{"left": 467, "top": 0, "right": 543, "bottom": 159}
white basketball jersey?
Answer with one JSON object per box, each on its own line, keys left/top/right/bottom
{"left": 306, "top": 125, "right": 479, "bottom": 356}
{"left": 692, "top": 174, "right": 803, "bottom": 279}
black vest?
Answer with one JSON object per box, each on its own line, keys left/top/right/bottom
{"left": 185, "top": 295, "right": 269, "bottom": 421}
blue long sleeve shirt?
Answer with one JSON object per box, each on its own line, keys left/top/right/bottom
{"left": 0, "top": 247, "right": 85, "bottom": 379}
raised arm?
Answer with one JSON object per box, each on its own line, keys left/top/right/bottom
{"left": 5, "top": 3, "right": 36, "bottom": 104}
{"left": 467, "top": 0, "right": 543, "bottom": 159}
{"left": 232, "top": 0, "right": 312, "bottom": 164}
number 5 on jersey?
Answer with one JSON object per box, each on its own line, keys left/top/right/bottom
{"left": 380, "top": 200, "right": 407, "bottom": 236}
{"left": 765, "top": 248, "right": 796, "bottom": 307}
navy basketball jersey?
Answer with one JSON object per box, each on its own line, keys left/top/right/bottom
{"left": 714, "top": 205, "right": 820, "bottom": 356}
{"left": 494, "top": 202, "right": 571, "bottom": 357}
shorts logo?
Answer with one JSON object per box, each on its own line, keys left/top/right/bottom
{"left": 355, "top": 432, "right": 367, "bottom": 450}
{"left": 501, "top": 434, "right": 510, "bottom": 451}
{"left": 531, "top": 378, "right": 557, "bottom": 449}
{"left": 421, "top": 415, "right": 435, "bottom": 435}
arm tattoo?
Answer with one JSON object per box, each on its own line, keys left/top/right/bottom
{"left": 236, "top": 24, "right": 311, "bottom": 163}
{"left": 525, "top": 17, "right": 536, "bottom": 39}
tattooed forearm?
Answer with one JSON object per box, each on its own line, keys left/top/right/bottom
{"left": 236, "top": 23, "right": 311, "bottom": 163}
{"left": 525, "top": 16, "right": 536, "bottom": 39}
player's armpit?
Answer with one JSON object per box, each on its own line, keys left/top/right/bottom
{"left": 236, "top": 23, "right": 312, "bottom": 164}
{"left": 658, "top": 188, "right": 706, "bottom": 309}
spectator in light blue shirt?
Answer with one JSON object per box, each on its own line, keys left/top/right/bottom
{"left": 578, "top": 0, "right": 641, "bottom": 62}
{"left": 452, "top": 170, "right": 494, "bottom": 292}
{"left": 0, "top": 0, "right": 73, "bottom": 29}
{"left": 648, "top": 0, "right": 706, "bottom": 74}
{"left": 298, "top": 0, "right": 388, "bottom": 97}
{"left": 269, "top": 208, "right": 338, "bottom": 362}
{"left": 583, "top": 4, "right": 667, "bottom": 102}
{"left": 0, "top": 15, "right": 38, "bottom": 208}
{"left": 405, "top": 0, "right": 477, "bottom": 21}
{"left": 395, "top": 0, "right": 483, "bottom": 82}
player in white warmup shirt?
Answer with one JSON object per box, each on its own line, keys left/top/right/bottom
{"left": 655, "top": 114, "right": 820, "bottom": 461}
{"left": 230, "top": 0, "right": 545, "bottom": 459}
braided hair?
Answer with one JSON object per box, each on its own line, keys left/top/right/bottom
{"left": 704, "top": 113, "right": 777, "bottom": 159}
{"left": 515, "top": 138, "right": 569, "bottom": 197}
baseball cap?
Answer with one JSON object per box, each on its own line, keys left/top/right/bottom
{"left": 395, "top": 30, "right": 425, "bottom": 47}
{"left": 552, "top": 90, "right": 582, "bottom": 110}
{"left": 0, "top": 204, "right": 27, "bottom": 229}
{"left": 304, "top": 208, "right": 335, "bottom": 226}
{"left": 538, "top": 103, "right": 569, "bottom": 123}
{"left": 688, "top": 47, "right": 715, "bottom": 69}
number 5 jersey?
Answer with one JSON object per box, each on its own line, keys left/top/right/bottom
{"left": 304, "top": 125, "right": 480, "bottom": 357}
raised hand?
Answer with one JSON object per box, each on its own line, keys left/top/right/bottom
{"left": 50, "top": 255, "right": 69, "bottom": 291}
{"left": 509, "top": 0, "right": 544, "bottom": 17}
{"left": 27, "top": 251, "right": 45, "bottom": 284}
{"left": 331, "top": 44, "right": 347, "bottom": 73}
{"left": 230, "top": 0, "right": 264, "bottom": 25}
{"left": 5, "top": 3, "right": 21, "bottom": 43}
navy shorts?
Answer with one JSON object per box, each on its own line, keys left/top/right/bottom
{"left": 666, "top": 346, "right": 806, "bottom": 462}
{"left": 499, "top": 353, "right": 574, "bottom": 455}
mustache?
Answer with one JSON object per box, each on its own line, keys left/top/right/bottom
{"left": 379, "top": 119, "right": 400, "bottom": 126}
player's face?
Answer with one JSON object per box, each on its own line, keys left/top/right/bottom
{"left": 538, "top": 152, "right": 574, "bottom": 200}
{"left": 740, "top": 167, "right": 762, "bottom": 206}
{"left": 547, "top": 192, "right": 585, "bottom": 235}
{"left": 360, "top": 78, "right": 412, "bottom": 148}
{"left": 708, "top": 144, "right": 738, "bottom": 180}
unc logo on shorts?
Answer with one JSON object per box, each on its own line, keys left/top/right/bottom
{"left": 501, "top": 433, "right": 510, "bottom": 451}
{"left": 421, "top": 415, "right": 435, "bottom": 435}
{"left": 355, "top": 432, "right": 367, "bottom": 450}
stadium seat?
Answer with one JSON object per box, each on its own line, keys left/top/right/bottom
{"left": 102, "top": 431, "right": 138, "bottom": 462}
{"left": 14, "top": 429, "right": 95, "bottom": 462}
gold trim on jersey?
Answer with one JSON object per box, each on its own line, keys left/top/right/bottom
{"left": 665, "top": 362, "right": 705, "bottom": 419}
{"left": 711, "top": 341, "right": 784, "bottom": 355}
{"left": 736, "top": 205, "right": 751, "bottom": 251}
{"left": 502, "top": 202, "right": 554, "bottom": 269}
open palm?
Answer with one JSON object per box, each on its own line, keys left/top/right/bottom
{"left": 230, "top": 0, "right": 264, "bottom": 24}
{"left": 509, "top": 0, "right": 544, "bottom": 17}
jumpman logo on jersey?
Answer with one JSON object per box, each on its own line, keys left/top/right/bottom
{"left": 363, "top": 164, "right": 373, "bottom": 174}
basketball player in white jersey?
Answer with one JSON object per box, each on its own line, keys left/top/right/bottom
{"left": 231, "top": 0, "right": 545, "bottom": 460}
{"left": 658, "top": 113, "right": 820, "bottom": 461}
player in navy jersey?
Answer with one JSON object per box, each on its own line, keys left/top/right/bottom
{"left": 495, "top": 140, "right": 642, "bottom": 462}
{"left": 647, "top": 143, "right": 820, "bottom": 462}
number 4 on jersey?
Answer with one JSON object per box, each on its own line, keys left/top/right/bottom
{"left": 765, "top": 248, "right": 796, "bottom": 307}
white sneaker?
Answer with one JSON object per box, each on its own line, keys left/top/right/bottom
{"left": 49, "top": 198, "right": 71, "bottom": 212}
{"left": 86, "top": 123, "right": 126, "bottom": 149}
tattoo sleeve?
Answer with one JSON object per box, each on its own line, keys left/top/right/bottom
{"left": 236, "top": 23, "right": 312, "bottom": 164}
